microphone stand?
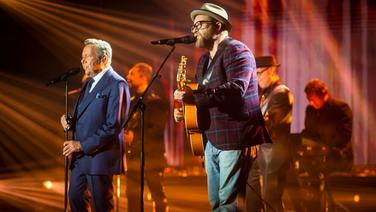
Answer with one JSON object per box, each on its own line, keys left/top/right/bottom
{"left": 46, "top": 72, "right": 76, "bottom": 212}
{"left": 121, "top": 45, "right": 176, "bottom": 212}
{"left": 64, "top": 80, "right": 69, "bottom": 212}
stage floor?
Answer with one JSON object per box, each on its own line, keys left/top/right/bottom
{"left": 0, "top": 167, "right": 375, "bottom": 211}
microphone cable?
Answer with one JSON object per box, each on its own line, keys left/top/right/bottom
{"left": 246, "top": 180, "right": 277, "bottom": 212}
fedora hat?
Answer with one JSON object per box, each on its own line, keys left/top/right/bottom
{"left": 255, "top": 56, "right": 280, "bottom": 68}
{"left": 191, "top": 3, "right": 232, "bottom": 31}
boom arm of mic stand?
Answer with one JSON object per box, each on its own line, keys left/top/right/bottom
{"left": 121, "top": 45, "right": 175, "bottom": 212}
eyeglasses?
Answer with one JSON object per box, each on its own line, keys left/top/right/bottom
{"left": 256, "top": 67, "right": 270, "bottom": 76}
{"left": 191, "top": 21, "right": 215, "bottom": 33}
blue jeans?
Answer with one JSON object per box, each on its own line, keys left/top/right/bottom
{"left": 205, "top": 141, "right": 243, "bottom": 211}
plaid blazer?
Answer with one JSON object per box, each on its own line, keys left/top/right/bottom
{"left": 192, "top": 38, "right": 265, "bottom": 150}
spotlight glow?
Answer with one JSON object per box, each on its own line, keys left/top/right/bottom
{"left": 354, "top": 194, "right": 360, "bottom": 203}
{"left": 43, "top": 181, "right": 53, "bottom": 189}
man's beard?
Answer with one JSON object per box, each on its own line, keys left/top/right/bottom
{"left": 195, "top": 35, "right": 214, "bottom": 49}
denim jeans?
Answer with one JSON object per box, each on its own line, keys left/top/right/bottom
{"left": 205, "top": 141, "right": 243, "bottom": 211}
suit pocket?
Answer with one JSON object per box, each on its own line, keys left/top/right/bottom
{"left": 91, "top": 97, "right": 108, "bottom": 112}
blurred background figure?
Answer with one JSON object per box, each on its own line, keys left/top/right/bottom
{"left": 246, "top": 56, "right": 293, "bottom": 212}
{"left": 295, "top": 79, "right": 353, "bottom": 211}
{"left": 124, "top": 63, "right": 169, "bottom": 212}
{"left": 302, "top": 78, "right": 353, "bottom": 172}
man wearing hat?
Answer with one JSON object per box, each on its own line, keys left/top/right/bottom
{"left": 174, "top": 3, "right": 268, "bottom": 211}
{"left": 246, "top": 56, "right": 293, "bottom": 212}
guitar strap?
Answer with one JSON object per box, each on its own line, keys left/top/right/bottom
{"left": 200, "top": 38, "right": 232, "bottom": 87}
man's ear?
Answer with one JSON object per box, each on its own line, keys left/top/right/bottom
{"left": 215, "top": 22, "right": 222, "bottom": 32}
{"left": 98, "top": 55, "right": 108, "bottom": 65}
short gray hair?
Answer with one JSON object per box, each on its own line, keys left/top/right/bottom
{"left": 84, "top": 38, "right": 112, "bottom": 64}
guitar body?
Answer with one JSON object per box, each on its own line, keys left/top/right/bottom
{"left": 184, "top": 83, "right": 200, "bottom": 130}
{"left": 177, "top": 56, "right": 209, "bottom": 156}
{"left": 183, "top": 83, "right": 210, "bottom": 156}
{"left": 188, "top": 132, "right": 206, "bottom": 156}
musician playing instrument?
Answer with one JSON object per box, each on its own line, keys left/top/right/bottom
{"left": 302, "top": 79, "right": 353, "bottom": 171}
{"left": 246, "top": 56, "right": 294, "bottom": 212}
{"left": 125, "top": 63, "right": 169, "bottom": 212}
{"left": 174, "top": 3, "right": 267, "bottom": 211}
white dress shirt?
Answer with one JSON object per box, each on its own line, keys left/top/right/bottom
{"left": 89, "top": 67, "right": 110, "bottom": 93}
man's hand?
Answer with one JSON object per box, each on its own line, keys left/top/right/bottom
{"left": 173, "top": 89, "right": 185, "bottom": 122}
{"left": 63, "top": 140, "right": 82, "bottom": 157}
{"left": 174, "top": 87, "right": 195, "bottom": 104}
{"left": 60, "top": 115, "right": 71, "bottom": 131}
{"left": 174, "top": 89, "right": 185, "bottom": 102}
{"left": 124, "top": 130, "right": 134, "bottom": 145}
{"left": 174, "top": 108, "right": 184, "bottom": 122}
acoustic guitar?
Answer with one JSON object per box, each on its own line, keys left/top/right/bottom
{"left": 176, "top": 56, "right": 208, "bottom": 156}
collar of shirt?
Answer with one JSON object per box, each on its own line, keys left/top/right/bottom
{"left": 89, "top": 67, "right": 110, "bottom": 92}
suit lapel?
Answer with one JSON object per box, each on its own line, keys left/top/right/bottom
{"left": 72, "top": 78, "right": 92, "bottom": 120}
{"left": 76, "top": 69, "right": 112, "bottom": 119}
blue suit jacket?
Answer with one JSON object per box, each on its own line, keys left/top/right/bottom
{"left": 72, "top": 67, "right": 130, "bottom": 175}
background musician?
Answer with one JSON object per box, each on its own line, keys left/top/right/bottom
{"left": 125, "top": 63, "right": 169, "bottom": 212}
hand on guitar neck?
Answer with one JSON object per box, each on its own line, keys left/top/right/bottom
{"left": 174, "top": 86, "right": 195, "bottom": 103}
{"left": 173, "top": 87, "right": 195, "bottom": 122}
{"left": 173, "top": 89, "right": 185, "bottom": 122}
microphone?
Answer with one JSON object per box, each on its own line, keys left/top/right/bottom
{"left": 46, "top": 68, "right": 82, "bottom": 86}
{"left": 151, "top": 35, "right": 196, "bottom": 45}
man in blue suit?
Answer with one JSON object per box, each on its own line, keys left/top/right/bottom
{"left": 61, "top": 38, "right": 130, "bottom": 212}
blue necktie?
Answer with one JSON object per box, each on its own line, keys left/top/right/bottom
{"left": 83, "top": 77, "right": 94, "bottom": 99}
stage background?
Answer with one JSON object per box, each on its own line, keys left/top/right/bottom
{"left": 0, "top": 0, "right": 375, "bottom": 170}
